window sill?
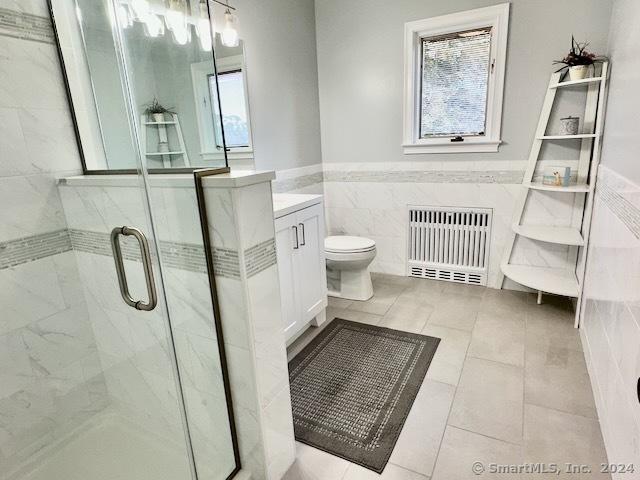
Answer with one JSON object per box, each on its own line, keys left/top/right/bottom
{"left": 402, "top": 140, "right": 501, "bottom": 154}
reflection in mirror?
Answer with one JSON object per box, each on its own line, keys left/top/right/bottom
{"left": 51, "top": 0, "right": 252, "bottom": 172}
{"left": 193, "top": 35, "right": 252, "bottom": 164}
{"left": 211, "top": 36, "right": 253, "bottom": 160}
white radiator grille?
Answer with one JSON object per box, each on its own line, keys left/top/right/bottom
{"left": 407, "top": 206, "right": 492, "bottom": 286}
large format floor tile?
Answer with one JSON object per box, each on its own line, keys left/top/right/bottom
{"left": 285, "top": 277, "right": 608, "bottom": 480}
{"left": 431, "top": 426, "right": 523, "bottom": 480}
{"left": 525, "top": 340, "right": 597, "bottom": 419}
{"left": 468, "top": 311, "right": 525, "bottom": 367}
{"left": 448, "top": 357, "right": 524, "bottom": 444}
{"left": 421, "top": 323, "right": 471, "bottom": 386}
{"left": 343, "top": 462, "right": 428, "bottom": 480}
{"left": 427, "top": 293, "right": 481, "bottom": 332}
{"left": 282, "top": 442, "right": 351, "bottom": 480}
{"left": 378, "top": 301, "right": 433, "bottom": 334}
{"left": 388, "top": 380, "right": 455, "bottom": 477}
{"left": 347, "top": 282, "right": 405, "bottom": 315}
{"left": 524, "top": 404, "right": 609, "bottom": 479}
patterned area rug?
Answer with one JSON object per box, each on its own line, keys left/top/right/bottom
{"left": 288, "top": 319, "right": 440, "bottom": 473}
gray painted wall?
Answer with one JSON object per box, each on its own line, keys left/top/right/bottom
{"left": 315, "top": 0, "right": 613, "bottom": 165}
{"left": 237, "top": 0, "right": 323, "bottom": 171}
{"left": 599, "top": 0, "right": 640, "bottom": 185}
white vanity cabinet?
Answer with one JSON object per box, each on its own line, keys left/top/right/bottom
{"left": 273, "top": 194, "right": 328, "bottom": 343}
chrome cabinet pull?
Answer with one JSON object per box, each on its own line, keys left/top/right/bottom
{"left": 292, "top": 225, "right": 299, "bottom": 249}
{"left": 110, "top": 226, "right": 158, "bottom": 311}
{"left": 298, "top": 222, "right": 306, "bottom": 246}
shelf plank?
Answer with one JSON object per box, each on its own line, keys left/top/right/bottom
{"left": 146, "top": 151, "right": 185, "bottom": 156}
{"left": 512, "top": 224, "right": 584, "bottom": 246}
{"left": 537, "top": 134, "right": 598, "bottom": 140}
{"left": 501, "top": 264, "right": 579, "bottom": 297}
{"left": 523, "top": 182, "right": 590, "bottom": 193}
{"left": 549, "top": 77, "right": 603, "bottom": 88}
{"left": 144, "top": 121, "right": 177, "bottom": 125}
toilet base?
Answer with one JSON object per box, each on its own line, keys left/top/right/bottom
{"left": 328, "top": 268, "right": 374, "bottom": 301}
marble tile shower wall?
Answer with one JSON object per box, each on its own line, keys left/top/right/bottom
{"left": 0, "top": 1, "right": 109, "bottom": 475}
{"left": 580, "top": 165, "right": 640, "bottom": 470}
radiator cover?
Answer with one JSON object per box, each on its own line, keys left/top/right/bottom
{"left": 407, "top": 206, "right": 492, "bottom": 286}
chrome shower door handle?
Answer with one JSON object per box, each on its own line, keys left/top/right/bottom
{"left": 110, "top": 226, "right": 158, "bottom": 311}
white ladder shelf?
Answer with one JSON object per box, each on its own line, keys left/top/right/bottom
{"left": 140, "top": 113, "right": 190, "bottom": 168}
{"left": 499, "top": 62, "right": 609, "bottom": 327}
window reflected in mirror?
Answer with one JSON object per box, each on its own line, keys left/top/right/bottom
{"left": 51, "top": 0, "right": 252, "bottom": 172}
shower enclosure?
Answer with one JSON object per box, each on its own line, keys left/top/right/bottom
{"left": 1, "top": 1, "right": 239, "bottom": 479}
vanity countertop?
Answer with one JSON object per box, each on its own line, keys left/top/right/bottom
{"left": 272, "top": 193, "right": 323, "bottom": 219}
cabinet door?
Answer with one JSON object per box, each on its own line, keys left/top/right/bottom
{"left": 294, "top": 203, "right": 327, "bottom": 322}
{"left": 275, "top": 214, "right": 300, "bottom": 337}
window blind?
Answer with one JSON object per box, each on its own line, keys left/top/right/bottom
{"left": 420, "top": 29, "right": 492, "bottom": 138}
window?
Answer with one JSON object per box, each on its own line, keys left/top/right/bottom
{"left": 403, "top": 4, "right": 509, "bottom": 153}
{"left": 210, "top": 70, "right": 250, "bottom": 148}
{"left": 191, "top": 54, "right": 253, "bottom": 163}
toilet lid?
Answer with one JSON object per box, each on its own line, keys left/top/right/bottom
{"left": 325, "top": 236, "right": 376, "bottom": 253}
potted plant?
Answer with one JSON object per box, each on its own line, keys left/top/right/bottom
{"left": 554, "top": 36, "right": 605, "bottom": 81}
{"left": 143, "top": 98, "right": 176, "bottom": 122}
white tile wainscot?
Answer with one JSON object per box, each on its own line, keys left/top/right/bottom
{"left": 322, "top": 161, "right": 583, "bottom": 290}
{"left": 202, "top": 171, "right": 296, "bottom": 480}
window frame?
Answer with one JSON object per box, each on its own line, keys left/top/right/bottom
{"left": 403, "top": 3, "right": 509, "bottom": 154}
{"left": 191, "top": 55, "right": 254, "bottom": 165}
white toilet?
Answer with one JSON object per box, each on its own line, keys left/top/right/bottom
{"left": 324, "top": 235, "right": 377, "bottom": 301}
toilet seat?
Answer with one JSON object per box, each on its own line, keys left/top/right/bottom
{"left": 325, "top": 236, "right": 376, "bottom": 254}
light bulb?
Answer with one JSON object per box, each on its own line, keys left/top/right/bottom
{"left": 165, "top": 0, "right": 190, "bottom": 44}
{"left": 221, "top": 9, "right": 239, "bottom": 47}
{"left": 116, "top": 4, "right": 132, "bottom": 28}
{"left": 130, "top": 0, "right": 150, "bottom": 20}
{"left": 144, "top": 13, "right": 164, "bottom": 37}
{"left": 165, "top": 0, "right": 186, "bottom": 31}
{"left": 197, "top": 0, "right": 213, "bottom": 51}
{"left": 172, "top": 24, "right": 191, "bottom": 44}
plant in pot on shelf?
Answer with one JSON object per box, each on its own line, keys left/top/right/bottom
{"left": 553, "top": 36, "right": 606, "bottom": 81}
{"left": 143, "top": 98, "right": 176, "bottom": 123}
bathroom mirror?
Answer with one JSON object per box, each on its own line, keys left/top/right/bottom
{"left": 50, "top": 0, "right": 252, "bottom": 172}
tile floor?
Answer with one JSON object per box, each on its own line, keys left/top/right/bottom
{"left": 284, "top": 274, "right": 609, "bottom": 480}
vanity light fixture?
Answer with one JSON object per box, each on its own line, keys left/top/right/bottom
{"left": 130, "top": 0, "right": 150, "bottom": 20}
{"left": 220, "top": 7, "right": 239, "bottom": 47}
{"left": 165, "top": 0, "right": 191, "bottom": 44}
{"left": 143, "top": 12, "right": 165, "bottom": 37}
{"left": 116, "top": 4, "right": 133, "bottom": 28}
{"left": 196, "top": 0, "right": 213, "bottom": 51}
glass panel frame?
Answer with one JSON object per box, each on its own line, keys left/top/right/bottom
{"left": 48, "top": 0, "right": 230, "bottom": 174}
{"left": 46, "top": 1, "right": 241, "bottom": 479}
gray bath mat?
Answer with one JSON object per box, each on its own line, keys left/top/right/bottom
{"left": 288, "top": 319, "right": 440, "bottom": 473}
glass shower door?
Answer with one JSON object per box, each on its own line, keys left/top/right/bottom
{"left": 43, "top": 1, "right": 238, "bottom": 479}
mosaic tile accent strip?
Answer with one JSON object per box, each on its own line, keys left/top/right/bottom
{"left": 272, "top": 172, "right": 325, "bottom": 193}
{"left": 211, "top": 247, "right": 241, "bottom": 279}
{"left": 0, "top": 230, "right": 71, "bottom": 270}
{"left": 289, "top": 319, "right": 440, "bottom": 473}
{"left": 2, "top": 228, "right": 273, "bottom": 279}
{"left": 0, "top": 8, "right": 54, "bottom": 44}
{"left": 597, "top": 170, "right": 640, "bottom": 240}
{"left": 323, "top": 170, "right": 524, "bottom": 184}
{"left": 245, "top": 238, "right": 277, "bottom": 277}
{"left": 69, "top": 228, "right": 209, "bottom": 273}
